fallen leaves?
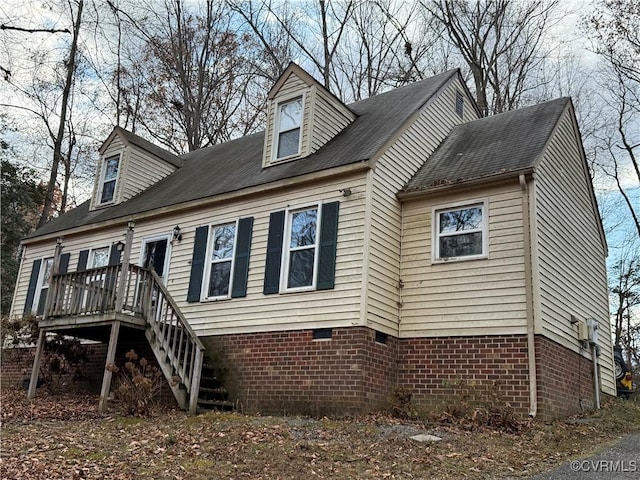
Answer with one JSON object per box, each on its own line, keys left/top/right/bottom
{"left": 1, "top": 388, "right": 639, "bottom": 479}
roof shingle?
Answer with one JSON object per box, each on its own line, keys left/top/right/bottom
{"left": 403, "top": 97, "right": 570, "bottom": 193}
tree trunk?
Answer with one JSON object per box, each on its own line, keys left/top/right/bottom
{"left": 38, "top": 0, "right": 83, "bottom": 228}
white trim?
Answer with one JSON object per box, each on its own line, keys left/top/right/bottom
{"left": 272, "top": 93, "right": 306, "bottom": 162}
{"left": 280, "top": 202, "right": 322, "bottom": 293}
{"left": 431, "top": 198, "right": 488, "bottom": 263}
{"left": 202, "top": 220, "right": 239, "bottom": 301}
{"left": 97, "top": 153, "right": 121, "bottom": 206}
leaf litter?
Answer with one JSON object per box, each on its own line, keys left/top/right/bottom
{"left": 1, "top": 388, "right": 639, "bottom": 479}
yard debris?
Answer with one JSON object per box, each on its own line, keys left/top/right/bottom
{"left": 1, "top": 388, "right": 638, "bottom": 479}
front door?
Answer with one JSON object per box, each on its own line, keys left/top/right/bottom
{"left": 140, "top": 235, "right": 170, "bottom": 282}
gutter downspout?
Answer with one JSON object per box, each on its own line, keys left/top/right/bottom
{"left": 520, "top": 174, "right": 538, "bottom": 418}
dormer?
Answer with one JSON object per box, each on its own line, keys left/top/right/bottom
{"left": 262, "top": 63, "right": 356, "bottom": 168}
{"left": 90, "top": 127, "right": 183, "bottom": 211}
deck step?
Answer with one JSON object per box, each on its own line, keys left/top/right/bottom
{"left": 197, "top": 398, "right": 235, "bottom": 411}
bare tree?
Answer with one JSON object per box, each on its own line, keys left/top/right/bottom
{"left": 108, "top": 0, "right": 266, "bottom": 153}
{"left": 421, "top": 0, "right": 560, "bottom": 116}
{"left": 586, "top": 0, "right": 640, "bottom": 237}
{"left": 230, "top": 0, "right": 354, "bottom": 93}
{"left": 331, "top": 0, "right": 438, "bottom": 101}
{"left": 1, "top": 0, "right": 85, "bottom": 227}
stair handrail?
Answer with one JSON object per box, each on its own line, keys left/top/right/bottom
{"left": 144, "top": 269, "right": 204, "bottom": 415}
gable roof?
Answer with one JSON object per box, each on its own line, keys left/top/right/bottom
{"left": 26, "top": 69, "right": 459, "bottom": 240}
{"left": 100, "top": 126, "right": 184, "bottom": 168}
{"left": 401, "top": 97, "right": 570, "bottom": 194}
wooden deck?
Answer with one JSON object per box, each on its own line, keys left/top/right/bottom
{"left": 28, "top": 248, "right": 204, "bottom": 415}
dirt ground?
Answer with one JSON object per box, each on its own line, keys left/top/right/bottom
{"left": 1, "top": 388, "right": 639, "bottom": 479}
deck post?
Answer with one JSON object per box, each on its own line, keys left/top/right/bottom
{"left": 98, "top": 320, "right": 121, "bottom": 413}
{"left": 43, "top": 237, "right": 64, "bottom": 319}
{"left": 189, "top": 347, "right": 204, "bottom": 415}
{"left": 27, "top": 329, "right": 46, "bottom": 399}
{"left": 115, "top": 221, "right": 135, "bottom": 313}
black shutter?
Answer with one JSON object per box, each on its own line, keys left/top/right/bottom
{"left": 24, "top": 259, "right": 42, "bottom": 314}
{"left": 187, "top": 226, "right": 209, "bottom": 302}
{"left": 58, "top": 253, "right": 70, "bottom": 274}
{"left": 77, "top": 250, "right": 89, "bottom": 271}
{"left": 317, "top": 201, "right": 340, "bottom": 290}
{"left": 231, "top": 217, "right": 254, "bottom": 298}
{"left": 263, "top": 210, "right": 285, "bottom": 294}
{"left": 108, "top": 243, "right": 122, "bottom": 265}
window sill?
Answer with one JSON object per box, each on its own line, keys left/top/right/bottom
{"left": 200, "top": 296, "right": 232, "bottom": 303}
{"left": 431, "top": 254, "right": 488, "bottom": 265}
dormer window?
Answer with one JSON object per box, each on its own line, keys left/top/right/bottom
{"left": 99, "top": 155, "right": 120, "bottom": 205}
{"left": 276, "top": 97, "right": 303, "bottom": 160}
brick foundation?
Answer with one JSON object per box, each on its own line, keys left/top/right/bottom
{"left": 2, "top": 327, "right": 600, "bottom": 419}
{"left": 1, "top": 344, "right": 108, "bottom": 393}
{"left": 202, "top": 329, "right": 600, "bottom": 420}
{"left": 535, "top": 335, "right": 595, "bottom": 419}
{"left": 397, "top": 335, "right": 531, "bottom": 415}
{"left": 202, "top": 327, "right": 397, "bottom": 416}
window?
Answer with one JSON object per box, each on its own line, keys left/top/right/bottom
{"left": 33, "top": 257, "right": 53, "bottom": 315}
{"left": 275, "top": 97, "right": 303, "bottom": 159}
{"left": 263, "top": 202, "right": 340, "bottom": 294}
{"left": 433, "top": 201, "right": 487, "bottom": 261}
{"left": 90, "top": 247, "right": 110, "bottom": 268}
{"left": 99, "top": 155, "right": 120, "bottom": 204}
{"left": 283, "top": 206, "right": 319, "bottom": 290}
{"left": 455, "top": 90, "right": 464, "bottom": 118}
{"left": 187, "top": 217, "right": 254, "bottom": 302}
{"left": 205, "top": 222, "right": 237, "bottom": 299}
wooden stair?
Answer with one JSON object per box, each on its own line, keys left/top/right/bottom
{"left": 197, "top": 362, "right": 234, "bottom": 411}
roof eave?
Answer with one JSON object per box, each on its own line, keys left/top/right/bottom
{"left": 22, "top": 160, "right": 372, "bottom": 246}
{"left": 397, "top": 167, "right": 535, "bottom": 200}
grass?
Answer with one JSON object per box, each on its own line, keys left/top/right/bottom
{"left": 1, "top": 388, "right": 639, "bottom": 479}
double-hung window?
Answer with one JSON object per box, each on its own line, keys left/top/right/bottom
{"left": 205, "top": 222, "right": 237, "bottom": 299}
{"left": 187, "top": 217, "right": 253, "bottom": 302}
{"left": 275, "top": 97, "right": 303, "bottom": 160}
{"left": 433, "top": 200, "right": 487, "bottom": 262}
{"left": 283, "top": 206, "right": 319, "bottom": 291}
{"left": 99, "top": 155, "right": 120, "bottom": 204}
{"left": 263, "top": 201, "right": 340, "bottom": 295}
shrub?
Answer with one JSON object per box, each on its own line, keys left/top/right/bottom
{"left": 2, "top": 315, "right": 88, "bottom": 394}
{"left": 107, "top": 350, "right": 162, "bottom": 417}
{"left": 437, "top": 379, "right": 522, "bottom": 433}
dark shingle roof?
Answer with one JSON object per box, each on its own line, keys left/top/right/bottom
{"left": 403, "top": 97, "right": 570, "bottom": 193}
{"left": 27, "top": 69, "right": 458, "bottom": 239}
{"left": 113, "top": 126, "right": 184, "bottom": 168}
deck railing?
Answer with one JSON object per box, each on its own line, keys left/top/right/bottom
{"left": 46, "top": 264, "right": 204, "bottom": 414}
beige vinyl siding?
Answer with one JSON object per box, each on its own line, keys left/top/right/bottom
{"left": 13, "top": 172, "right": 369, "bottom": 337}
{"left": 9, "top": 227, "right": 129, "bottom": 318}
{"left": 400, "top": 183, "right": 528, "bottom": 337}
{"left": 531, "top": 109, "right": 615, "bottom": 395}
{"left": 89, "top": 135, "right": 178, "bottom": 210}
{"left": 175, "top": 173, "right": 367, "bottom": 336}
{"left": 120, "top": 146, "right": 178, "bottom": 202}
{"left": 365, "top": 78, "right": 479, "bottom": 335}
{"left": 309, "top": 86, "right": 355, "bottom": 153}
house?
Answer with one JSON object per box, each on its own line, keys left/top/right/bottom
{"left": 8, "top": 63, "right": 615, "bottom": 419}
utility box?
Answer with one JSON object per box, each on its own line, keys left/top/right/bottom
{"left": 578, "top": 321, "right": 589, "bottom": 342}
{"left": 586, "top": 318, "right": 599, "bottom": 345}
